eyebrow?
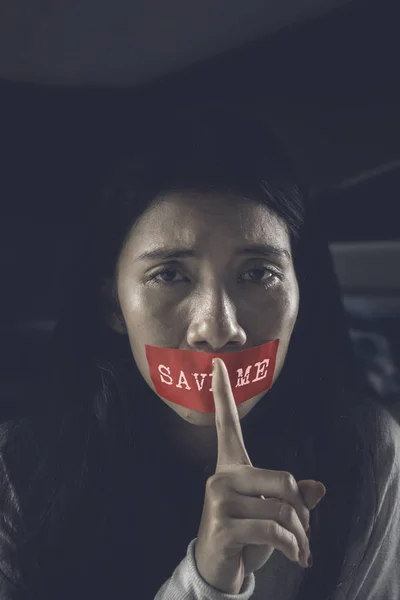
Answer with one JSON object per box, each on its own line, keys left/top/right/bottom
{"left": 135, "top": 243, "right": 291, "bottom": 262}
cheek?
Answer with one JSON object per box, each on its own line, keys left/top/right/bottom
{"left": 255, "top": 283, "right": 299, "bottom": 337}
{"left": 120, "top": 277, "right": 175, "bottom": 327}
{"left": 282, "top": 287, "right": 299, "bottom": 331}
{"left": 275, "top": 282, "right": 299, "bottom": 344}
{"left": 118, "top": 282, "right": 158, "bottom": 335}
{"left": 118, "top": 285, "right": 178, "bottom": 380}
{"left": 271, "top": 286, "right": 299, "bottom": 378}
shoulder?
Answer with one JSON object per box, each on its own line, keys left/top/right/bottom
{"left": 338, "top": 397, "right": 400, "bottom": 529}
{"left": 352, "top": 399, "right": 400, "bottom": 537}
{"left": 366, "top": 399, "right": 400, "bottom": 471}
{"left": 336, "top": 400, "right": 400, "bottom": 598}
{"left": 375, "top": 402, "right": 400, "bottom": 507}
{"left": 353, "top": 398, "right": 400, "bottom": 494}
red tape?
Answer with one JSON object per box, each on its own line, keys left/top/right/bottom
{"left": 145, "top": 339, "right": 279, "bottom": 413}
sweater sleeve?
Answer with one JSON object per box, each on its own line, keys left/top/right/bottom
{"left": 154, "top": 538, "right": 256, "bottom": 600}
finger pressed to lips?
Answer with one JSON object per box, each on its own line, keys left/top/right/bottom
{"left": 212, "top": 357, "right": 252, "bottom": 467}
{"left": 212, "top": 358, "right": 309, "bottom": 520}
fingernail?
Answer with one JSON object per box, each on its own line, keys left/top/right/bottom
{"left": 307, "top": 552, "right": 313, "bottom": 568}
{"left": 212, "top": 359, "right": 216, "bottom": 371}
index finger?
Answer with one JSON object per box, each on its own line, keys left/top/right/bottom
{"left": 212, "top": 357, "right": 253, "bottom": 471}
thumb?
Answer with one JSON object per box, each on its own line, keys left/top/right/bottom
{"left": 298, "top": 479, "right": 326, "bottom": 510}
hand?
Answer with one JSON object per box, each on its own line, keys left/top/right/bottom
{"left": 194, "top": 357, "right": 326, "bottom": 595}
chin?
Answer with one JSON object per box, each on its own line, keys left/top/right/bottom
{"left": 182, "top": 410, "right": 217, "bottom": 427}
{"left": 162, "top": 399, "right": 217, "bottom": 426}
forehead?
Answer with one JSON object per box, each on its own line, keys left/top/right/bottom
{"left": 126, "top": 191, "right": 290, "bottom": 249}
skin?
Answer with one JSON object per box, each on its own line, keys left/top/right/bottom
{"left": 104, "top": 191, "right": 299, "bottom": 463}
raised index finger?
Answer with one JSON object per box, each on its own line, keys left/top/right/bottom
{"left": 212, "top": 357, "right": 253, "bottom": 471}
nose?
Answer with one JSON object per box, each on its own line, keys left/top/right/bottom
{"left": 186, "top": 288, "right": 247, "bottom": 352}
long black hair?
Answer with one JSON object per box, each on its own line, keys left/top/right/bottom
{"left": 0, "top": 106, "right": 380, "bottom": 599}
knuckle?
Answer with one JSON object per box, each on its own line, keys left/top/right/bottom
{"left": 206, "top": 475, "right": 232, "bottom": 512}
{"left": 286, "top": 530, "right": 298, "bottom": 550}
{"left": 265, "top": 519, "right": 281, "bottom": 540}
{"left": 281, "top": 471, "right": 297, "bottom": 494}
{"left": 278, "top": 502, "right": 296, "bottom": 525}
{"left": 301, "top": 507, "right": 311, "bottom": 529}
{"left": 270, "top": 521, "right": 297, "bottom": 549}
{"left": 206, "top": 473, "right": 227, "bottom": 492}
{"left": 205, "top": 474, "right": 216, "bottom": 491}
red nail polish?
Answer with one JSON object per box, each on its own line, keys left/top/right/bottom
{"left": 307, "top": 552, "right": 313, "bottom": 567}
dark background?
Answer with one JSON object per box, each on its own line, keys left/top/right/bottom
{"left": 1, "top": 1, "right": 400, "bottom": 225}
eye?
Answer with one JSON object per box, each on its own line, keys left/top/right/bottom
{"left": 150, "top": 268, "right": 186, "bottom": 284}
{"left": 241, "top": 267, "right": 279, "bottom": 284}
{"left": 148, "top": 265, "right": 281, "bottom": 286}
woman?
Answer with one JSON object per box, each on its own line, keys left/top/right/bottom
{"left": 0, "top": 107, "right": 399, "bottom": 600}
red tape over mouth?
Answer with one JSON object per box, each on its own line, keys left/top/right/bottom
{"left": 145, "top": 339, "right": 279, "bottom": 413}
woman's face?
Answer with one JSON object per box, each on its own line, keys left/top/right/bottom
{"left": 110, "top": 191, "right": 299, "bottom": 427}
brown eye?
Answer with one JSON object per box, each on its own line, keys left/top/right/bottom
{"left": 148, "top": 265, "right": 281, "bottom": 287}
{"left": 150, "top": 268, "right": 186, "bottom": 284}
{"left": 241, "top": 267, "right": 280, "bottom": 285}
{"left": 245, "top": 268, "right": 273, "bottom": 281}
